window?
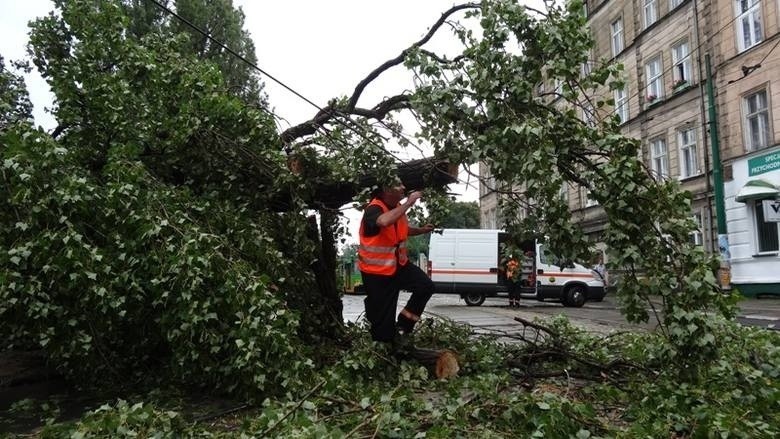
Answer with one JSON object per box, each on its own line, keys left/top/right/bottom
{"left": 644, "top": 0, "right": 658, "bottom": 28}
{"left": 743, "top": 89, "right": 770, "bottom": 151}
{"left": 614, "top": 87, "right": 629, "bottom": 124}
{"left": 585, "top": 188, "right": 599, "bottom": 207}
{"left": 645, "top": 56, "right": 663, "bottom": 102}
{"left": 690, "top": 212, "right": 703, "bottom": 246}
{"left": 480, "top": 167, "right": 496, "bottom": 197}
{"left": 581, "top": 54, "right": 595, "bottom": 78}
{"left": 672, "top": 40, "right": 692, "bottom": 86}
{"left": 735, "top": 0, "right": 763, "bottom": 52}
{"left": 582, "top": 101, "right": 596, "bottom": 127}
{"left": 560, "top": 182, "right": 569, "bottom": 204}
{"left": 755, "top": 200, "right": 779, "bottom": 253}
{"left": 678, "top": 128, "right": 698, "bottom": 178}
{"left": 611, "top": 18, "right": 624, "bottom": 57}
{"left": 651, "top": 138, "right": 669, "bottom": 179}
{"left": 671, "top": 0, "right": 684, "bottom": 9}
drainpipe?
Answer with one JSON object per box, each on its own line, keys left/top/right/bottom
{"left": 692, "top": 0, "right": 715, "bottom": 253}
{"left": 705, "top": 54, "right": 731, "bottom": 290}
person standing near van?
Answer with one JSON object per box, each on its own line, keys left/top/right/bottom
{"left": 358, "top": 182, "right": 435, "bottom": 348}
{"left": 505, "top": 257, "right": 520, "bottom": 308}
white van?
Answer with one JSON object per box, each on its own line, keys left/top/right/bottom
{"left": 427, "top": 229, "right": 606, "bottom": 307}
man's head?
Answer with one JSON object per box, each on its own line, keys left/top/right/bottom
{"left": 375, "top": 181, "right": 406, "bottom": 207}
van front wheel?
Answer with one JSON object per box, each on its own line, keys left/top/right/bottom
{"left": 563, "top": 286, "right": 586, "bottom": 308}
{"left": 463, "top": 292, "right": 486, "bottom": 307}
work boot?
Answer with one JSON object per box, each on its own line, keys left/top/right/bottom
{"left": 392, "top": 327, "right": 415, "bottom": 357}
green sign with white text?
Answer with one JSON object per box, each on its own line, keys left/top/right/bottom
{"left": 748, "top": 149, "right": 780, "bottom": 176}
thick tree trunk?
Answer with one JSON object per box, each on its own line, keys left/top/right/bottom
{"left": 405, "top": 348, "right": 460, "bottom": 379}
{"left": 318, "top": 210, "right": 343, "bottom": 325}
{"left": 271, "top": 158, "right": 458, "bottom": 211}
{"left": 305, "top": 215, "right": 344, "bottom": 340}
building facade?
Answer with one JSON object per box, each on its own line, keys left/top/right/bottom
{"left": 714, "top": 0, "right": 780, "bottom": 294}
{"left": 478, "top": 0, "right": 780, "bottom": 295}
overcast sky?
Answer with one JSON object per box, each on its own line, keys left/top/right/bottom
{"left": 2, "top": 1, "right": 549, "bottom": 239}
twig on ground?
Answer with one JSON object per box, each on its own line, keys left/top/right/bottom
{"left": 259, "top": 380, "right": 326, "bottom": 437}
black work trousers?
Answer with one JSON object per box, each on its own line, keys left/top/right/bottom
{"left": 361, "top": 263, "right": 435, "bottom": 342}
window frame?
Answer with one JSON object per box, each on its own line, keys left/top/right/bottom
{"left": 614, "top": 86, "right": 629, "bottom": 124}
{"left": 644, "top": 0, "right": 658, "bottom": 28}
{"left": 671, "top": 39, "right": 692, "bottom": 85}
{"left": 678, "top": 127, "right": 698, "bottom": 178}
{"left": 734, "top": 0, "right": 763, "bottom": 52}
{"left": 645, "top": 55, "right": 664, "bottom": 102}
{"left": 585, "top": 188, "right": 599, "bottom": 207}
{"left": 690, "top": 211, "right": 703, "bottom": 246}
{"left": 754, "top": 200, "right": 780, "bottom": 254}
{"left": 610, "top": 18, "right": 624, "bottom": 57}
{"left": 742, "top": 88, "right": 771, "bottom": 152}
{"left": 650, "top": 137, "right": 669, "bottom": 180}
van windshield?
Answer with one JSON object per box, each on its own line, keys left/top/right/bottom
{"left": 538, "top": 244, "right": 576, "bottom": 269}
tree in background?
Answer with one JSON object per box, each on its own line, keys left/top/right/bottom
{"left": 0, "top": 56, "right": 33, "bottom": 130}
{"left": 406, "top": 199, "right": 481, "bottom": 261}
{"left": 121, "top": 0, "right": 265, "bottom": 104}
{"left": 438, "top": 201, "right": 480, "bottom": 229}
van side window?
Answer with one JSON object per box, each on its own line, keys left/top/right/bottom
{"left": 538, "top": 245, "right": 548, "bottom": 264}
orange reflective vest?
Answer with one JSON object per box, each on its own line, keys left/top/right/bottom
{"left": 358, "top": 198, "right": 409, "bottom": 275}
{"left": 506, "top": 259, "right": 518, "bottom": 280}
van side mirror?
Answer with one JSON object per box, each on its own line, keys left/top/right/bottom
{"left": 537, "top": 269, "right": 544, "bottom": 275}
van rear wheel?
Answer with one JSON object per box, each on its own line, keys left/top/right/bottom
{"left": 563, "top": 286, "right": 586, "bottom": 308}
{"left": 463, "top": 292, "right": 486, "bottom": 307}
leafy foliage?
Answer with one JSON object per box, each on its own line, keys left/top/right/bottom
{"left": 120, "top": 0, "right": 266, "bottom": 105}
{"left": 0, "top": 1, "right": 769, "bottom": 435}
{"left": 0, "top": 56, "right": 33, "bottom": 130}
{"left": 0, "top": 124, "right": 313, "bottom": 394}
{"left": 405, "top": 0, "right": 735, "bottom": 367}
{"left": 1, "top": 0, "right": 326, "bottom": 396}
{"left": 34, "top": 318, "right": 780, "bottom": 438}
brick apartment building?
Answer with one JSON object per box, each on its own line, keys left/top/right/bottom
{"left": 478, "top": 0, "right": 780, "bottom": 294}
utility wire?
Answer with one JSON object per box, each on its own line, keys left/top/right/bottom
{"left": 144, "top": 0, "right": 422, "bottom": 164}
{"left": 728, "top": 34, "right": 780, "bottom": 84}
{"left": 145, "top": 0, "right": 324, "bottom": 115}
{"left": 146, "top": 0, "right": 483, "bottom": 198}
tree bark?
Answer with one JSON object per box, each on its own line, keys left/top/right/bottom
{"left": 271, "top": 157, "right": 458, "bottom": 211}
{"left": 318, "top": 210, "right": 343, "bottom": 328}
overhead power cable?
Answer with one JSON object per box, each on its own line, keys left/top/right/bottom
{"left": 145, "top": 0, "right": 476, "bottom": 191}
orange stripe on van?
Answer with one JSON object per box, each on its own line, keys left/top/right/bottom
{"left": 431, "top": 270, "right": 594, "bottom": 278}
{"left": 548, "top": 273, "right": 595, "bottom": 278}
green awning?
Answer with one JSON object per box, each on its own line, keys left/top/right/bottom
{"left": 735, "top": 179, "right": 779, "bottom": 202}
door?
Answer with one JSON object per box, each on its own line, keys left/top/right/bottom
{"left": 429, "top": 230, "right": 456, "bottom": 292}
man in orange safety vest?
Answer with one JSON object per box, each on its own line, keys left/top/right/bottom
{"left": 358, "top": 181, "right": 435, "bottom": 348}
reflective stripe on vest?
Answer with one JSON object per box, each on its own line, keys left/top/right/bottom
{"left": 358, "top": 198, "right": 409, "bottom": 275}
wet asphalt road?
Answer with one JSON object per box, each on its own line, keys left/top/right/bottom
{"left": 342, "top": 292, "right": 780, "bottom": 334}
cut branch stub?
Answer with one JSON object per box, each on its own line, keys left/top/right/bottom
{"left": 406, "top": 347, "right": 460, "bottom": 379}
